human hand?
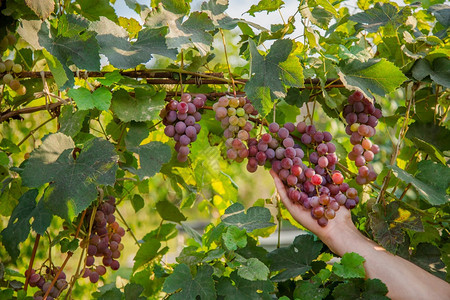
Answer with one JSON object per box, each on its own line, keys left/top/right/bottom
{"left": 270, "top": 169, "right": 359, "bottom": 251}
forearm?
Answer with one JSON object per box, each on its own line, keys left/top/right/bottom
{"left": 325, "top": 229, "right": 450, "bottom": 300}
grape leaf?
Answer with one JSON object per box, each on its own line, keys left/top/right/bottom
{"left": 162, "top": 264, "right": 216, "bottom": 300}
{"left": 369, "top": 202, "right": 423, "bottom": 252}
{"left": 349, "top": 3, "right": 403, "bottom": 33}
{"left": 125, "top": 122, "right": 149, "bottom": 148}
{"left": 338, "top": 58, "right": 407, "bottom": 99}
{"left": 388, "top": 165, "right": 449, "bottom": 205}
{"left": 410, "top": 243, "right": 446, "bottom": 279}
{"left": 293, "top": 281, "right": 330, "bottom": 300}
{"left": 67, "top": 87, "right": 112, "bottom": 111}
{"left": 91, "top": 18, "right": 176, "bottom": 69}
{"left": 42, "top": 49, "right": 71, "bottom": 88}
{"left": 133, "top": 238, "right": 167, "bottom": 271}
{"left": 409, "top": 137, "right": 446, "bottom": 165}
{"left": 74, "top": 0, "right": 117, "bottom": 22}
{"left": 428, "top": 4, "right": 450, "bottom": 27}
{"left": 131, "top": 141, "right": 171, "bottom": 180}
{"left": 222, "top": 226, "right": 247, "bottom": 251}
{"left": 412, "top": 57, "right": 450, "bottom": 89}
{"left": 155, "top": 200, "right": 186, "bottom": 223}
{"left": 1, "top": 189, "right": 52, "bottom": 260}
{"left": 332, "top": 252, "right": 366, "bottom": 279}
{"left": 111, "top": 88, "right": 166, "bottom": 122}
{"left": 92, "top": 283, "right": 123, "bottom": 300}
{"left": 131, "top": 194, "right": 144, "bottom": 213}
{"left": 97, "top": 70, "right": 123, "bottom": 87}
{"left": 244, "top": 39, "right": 303, "bottom": 116}
{"left": 415, "top": 160, "right": 450, "bottom": 197}
{"left": 21, "top": 133, "right": 118, "bottom": 220}
{"left": 332, "top": 278, "right": 389, "bottom": 300}
{"left": 221, "top": 203, "right": 275, "bottom": 232}
{"left": 246, "top": 0, "right": 284, "bottom": 17}
{"left": 216, "top": 271, "right": 274, "bottom": 300}
{"left": 143, "top": 223, "right": 178, "bottom": 242}
{"left": 38, "top": 21, "right": 100, "bottom": 74}
{"left": 237, "top": 258, "right": 269, "bottom": 281}
{"left": 25, "top": 0, "right": 54, "bottom": 19}
{"left": 267, "top": 234, "right": 322, "bottom": 281}
{"left": 201, "top": 0, "right": 240, "bottom": 30}
{"left": 124, "top": 283, "right": 145, "bottom": 300}
{"left": 59, "top": 106, "right": 89, "bottom": 137}
{"left": 406, "top": 122, "right": 450, "bottom": 152}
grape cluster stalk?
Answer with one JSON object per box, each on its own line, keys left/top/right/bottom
{"left": 26, "top": 267, "right": 68, "bottom": 300}
{"left": 212, "top": 95, "right": 257, "bottom": 163}
{"left": 343, "top": 91, "right": 382, "bottom": 185}
{"left": 81, "top": 196, "right": 125, "bottom": 283}
{"left": 161, "top": 93, "right": 206, "bottom": 162}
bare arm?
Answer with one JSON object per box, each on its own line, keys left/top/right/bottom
{"left": 271, "top": 170, "right": 450, "bottom": 300}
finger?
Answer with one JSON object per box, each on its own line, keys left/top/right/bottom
{"left": 270, "top": 169, "right": 298, "bottom": 211}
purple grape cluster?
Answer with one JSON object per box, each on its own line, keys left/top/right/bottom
{"left": 212, "top": 96, "right": 257, "bottom": 162}
{"left": 162, "top": 93, "right": 206, "bottom": 162}
{"left": 245, "top": 121, "right": 357, "bottom": 226}
{"left": 81, "top": 196, "right": 125, "bottom": 283}
{"left": 26, "top": 267, "right": 68, "bottom": 300}
{"left": 343, "top": 91, "right": 381, "bottom": 184}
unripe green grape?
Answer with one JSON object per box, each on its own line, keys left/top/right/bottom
{"left": 0, "top": 62, "right": 6, "bottom": 73}
{"left": 12, "top": 64, "right": 22, "bottom": 73}
{"left": 0, "top": 37, "right": 8, "bottom": 51}
{"left": 4, "top": 60, "right": 13, "bottom": 71}
{"left": 236, "top": 107, "right": 245, "bottom": 117}
{"left": 3, "top": 73, "right": 13, "bottom": 84}
{"left": 9, "top": 79, "right": 20, "bottom": 90}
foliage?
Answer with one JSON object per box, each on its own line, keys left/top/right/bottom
{"left": 0, "top": 0, "right": 449, "bottom": 299}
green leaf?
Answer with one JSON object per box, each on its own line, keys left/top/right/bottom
{"left": 125, "top": 122, "right": 149, "bottom": 148}
{"left": 410, "top": 243, "right": 446, "bottom": 279}
{"left": 67, "top": 87, "right": 112, "bottom": 111}
{"left": 338, "top": 58, "right": 407, "bottom": 99}
{"left": 409, "top": 137, "right": 446, "bottom": 165}
{"left": 0, "top": 139, "right": 20, "bottom": 154}
{"left": 38, "top": 22, "right": 100, "bottom": 79}
{"left": 237, "top": 258, "right": 269, "bottom": 281}
{"left": 59, "top": 106, "right": 89, "bottom": 137}
{"left": 74, "top": 0, "right": 117, "bottom": 21}
{"left": 369, "top": 202, "right": 423, "bottom": 252}
{"left": 133, "top": 238, "right": 165, "bottom": 271}
{"left": 202, "top": 248, "right": 225, "bottom": 262}
{"left": 332, "top": 278, "right": 389, "bottom": 300}
{"left": 221, "top": 203, "right": 275, "bottom": 232}
{"left": 98, "top": 70, "right": 123, "bottom": 86}
{"left": 111, "top": 88, "right": 166, "bottom": 122}
{"left": 293, "top": 281, "right": 330, "bottom": 300}
{"left": 131, "top": 194, "right": 144, "bottom": 213}
{"left": 429, "top": 4, "right": 450, "bottom": 27}
{"left": 412, "top": 58, "right": 450, "bottom": 89}
{"left": 143, "top": 223, "right": 178, "bottom": 242}
{"left": 21, "top": 133, "right": 118, "bottom": 220}
{"left": 92, "top": 283, "right": 123, "bottom": 300}
{"left": 90, "top": 18, "right": 176, "bottom": 69}
{"left": 200, "top": 0, "right": 239, "bottom": 30}
{"left": 124, "top": 283, "right": 145, "bottom": 300}
{"left": 25, "top": 0, "right": 54, "bottom": 19}
{"left": 246, "top": 0, "right": 284, "bottom": 17}
{"left": 388, "top": 165, "right": 449, "bottom": 205}
{"left": 349, "top": 3, "right": 402, "bottom": 33}
{"left": 244, "top": 39, "right": 303, "bottom": 116}
{"left": 1, "top": 190, "right": 52, "bottom": 260}
{"left": 415, "top": 160, "right": 450, "bottom": 198}
{"left": 332, "top": 252, "right": 366, "bottom": 278}
{"left": 406, "top": 122, "right": 450, "bottom": 152}
{"left": 222, "top": 226, "right": 247, "bottom": 251}
{"left": 267, "top": 234, "right": 322, "bottom": 281}
{"left": 0, "top": 179, "right": 22, "bottom": 217}
{"left": 42, "top": 49, "right": 70, "bottom": 88}
{"left": 216, "top": 271, "right": 274, "bottom": 300}
{"left": 131, "top": 141, "right": 171, "bottom": 180}
{"left": 162, "top": 264, "right": 216, "bottom": 300}
{"left": 155, "top": 200, "right": 186, "bottom": 223}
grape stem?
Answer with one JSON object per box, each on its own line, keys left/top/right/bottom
{"left": 115, "top": 207, "right": 141, "bottom": 248}
{"left": 24, "top": 234, "right": 40, "bottom": 291}
{"left": 376, "top": 83, "right": 417, "bottom": 205}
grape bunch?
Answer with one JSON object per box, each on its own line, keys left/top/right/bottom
{"left": 26, "top": 267, "right": 68, "bottom": 300}
{"left": 343, "top": 91, "right": 382, "bottom": 185}
{"left": 81, "top": 196, "right": 125, "bottom": 283}
{"left": 162, "top": 93, "right": 206, "bottom": 162}
{"left": 212, "top": 96, "right": 257, "bottom": 162}
{"left": 0, "top": 58, "right": 26, "bottom": 95}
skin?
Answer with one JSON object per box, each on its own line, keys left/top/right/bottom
{"left": 270, "top": 169, "right": 450, "bottom": 300}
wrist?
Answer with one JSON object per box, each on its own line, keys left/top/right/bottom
{"left": 320, "top": 220, "right": 364, "bottom": 257}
